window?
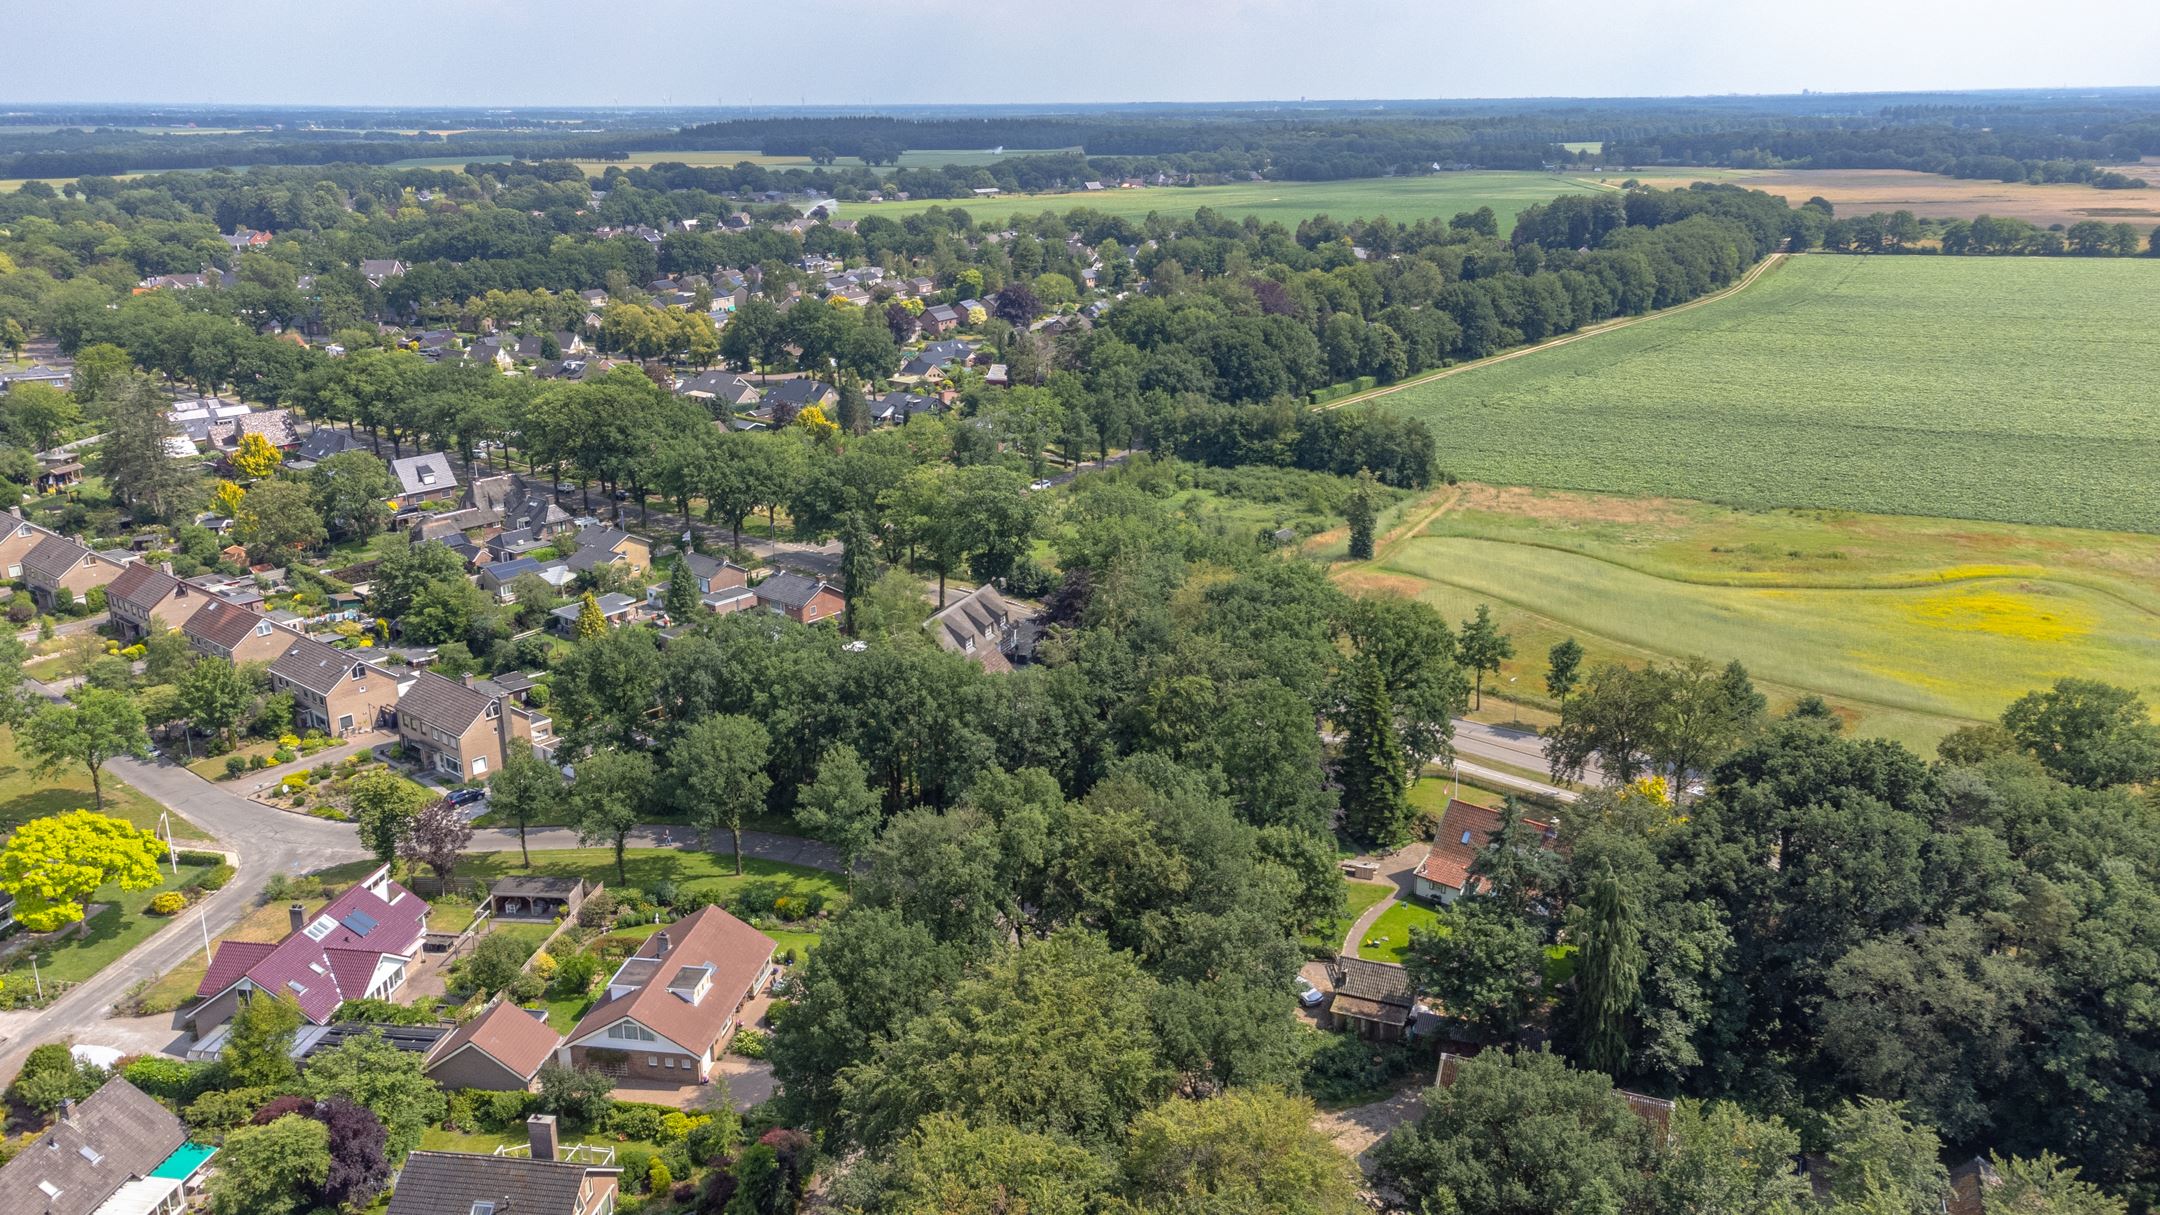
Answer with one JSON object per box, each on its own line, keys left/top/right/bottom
{"left": 255, "top": 622, "right": 273, "bottom": 636}
{"left": 338, "top": 715, "right": 353, "bottom": 732}
{"left": 646, "top": 1056, "right": 659, "bottom": 1068}
{"left": 606, "top": 1022, "right": 656, "bottom": 1042}
{"left": 471, "top": 756, "right": 488, "bottom": 775}
{"left": 472, "top": 1204, "right": 496, "bottom": 1215}
{"left": 437, "top": 753, "right": 460, "bottom": 775}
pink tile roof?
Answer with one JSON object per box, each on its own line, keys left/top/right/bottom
{"left": 194, "top": 864, "right": 428, "bottom": 1023}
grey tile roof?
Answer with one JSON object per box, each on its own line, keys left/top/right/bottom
{"left": 391, "top": 452, "right": 459, "bottom": 498}
{"left": 104, "top": 562, "right": 180, "bottom": 613}
{"left": 184, "top": 598, "right": 281, "bottom": 651}
{"left": 270, "top": 636, "right": 383, "bottom": 696}
{"left": 0, "top": 1078, "right": 186, "bottom": 1215}
{"left": 753, "top": 572, "right": 828, "bottom": 610}
{"left": 386, "top": 1151, "right": 608, "bottom": 1215}
{"left": 22, "top": 535, "right": 93, "bottom": 582}
{"left": 399, "top": 670, "right": 496, "bottom": 733}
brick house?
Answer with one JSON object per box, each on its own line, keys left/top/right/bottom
{"left": 268, "top": 636, "right": 402, "bottom": 737}
{"left": 0, "top": 513, "right": 59, "bottom": 579}
{"left": 563, "top": 905, "right": 775, "bottom": 1084}
{"left": 563, "top": 525, "right": 651, "bottom": 577}
{"left": 387, "top": 1119, "right": 619, "bottom": 1215}
{"left": 395, "top": 670, "right": 554, "bottom": 782}
{"left": 422, "top": 999, "right": 563, "bottom": 1092}
{"left": 752, "top": 572, "right": 843, "bottom": 625}
{"left": 183, "top": 598, "right": 301, "bottom": 666}
{"left": 104, "top": 563, "right": 205, "bottom": 640}
{"left": 22, "top": 536, "right": 130, "bottom": 611}
{"left": 1413, "top": 799, "right": 1561, "bottom": 904}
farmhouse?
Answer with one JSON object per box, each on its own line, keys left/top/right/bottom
{"left": 1414, "top": 799, "right": 1560, "bottom": 904}
{"left": 563, "top": 905, "right": 775, "bottom": 1084}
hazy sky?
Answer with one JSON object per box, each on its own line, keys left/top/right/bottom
{"left": 10, "top": 0, "right": 2156, "bottom": 107}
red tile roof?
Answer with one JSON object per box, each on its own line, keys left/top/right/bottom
{"left": 194, "top": 864, "right": 428, "bottom": 1023}
{"left": 1415, "top": 799, "right": 1558, "bottom": 895}
{"left": 428, "top": 1000, "right": 563, "bottom": 1083}
{"left": 567, "top": 905, "right": 772, "bottom": 1055}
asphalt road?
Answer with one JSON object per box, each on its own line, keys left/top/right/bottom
{"left": 1446, "top": 718, "right": 1597, "bottom": 803}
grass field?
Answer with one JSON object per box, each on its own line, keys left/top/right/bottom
{"left": 1339, "top": 483, "right": 2160, "bottom": 747}
{"left": 385, "top": 146, "right": 1077, "bottom": 174}
{"left": 0, "top": 727, "right": 208, "bottom": 838}
{"left": 1300, "top": 879, "right": 1392, "bottom": 956}
{"left": 1382, "top": 256, "right": 2160, "bottom": 534}
{"left": 1, "top": 861, "right": 213, "bottom": 992}
{"left": 849, "top": 171, "right": 1615, "bottom": 229}
{"left": 1613, "top": 166, "right": 2160, "bottom": 229}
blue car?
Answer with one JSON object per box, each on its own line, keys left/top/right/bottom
{"left": 446, "top": 787, "right": 487, "bottom": 807}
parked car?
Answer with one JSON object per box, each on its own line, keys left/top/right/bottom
{"left": 1296, "top": 976, "right": 1326, "bottom": 1007}
{"left": 445, "top": 787, "right": 487, "bottom": 806}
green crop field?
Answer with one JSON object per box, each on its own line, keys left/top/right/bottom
{"left": 1383, "top": 256, "right": 2160, "bottom": 533}
{"left": 1338, "top": 484, "right": 2160, "bottom": 748}
{"left": 849, "top": 171, "right": 1615, "bottom": 229}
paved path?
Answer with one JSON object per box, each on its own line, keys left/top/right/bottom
{"left": 1340, "top": 843, "right": 1425, "bottom": 958}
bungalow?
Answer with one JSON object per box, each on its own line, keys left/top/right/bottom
{"left": 23, "top": 536, "right": 130, "bottom": 611}
{"left": 390, "top": 452, "right": 460, "bottom": 507}
{"left": 0, "top": 363, "right": 72, "bottom": 393}
{"left": 925, "top": 584, "right": 1016, "bottom": 672}
{"left": 268, "top": 636, "right": 401, "bottom": 737}
{"left": 422, "top": 1000, "right": 563, "bottom": 1093}
{"left": 387, "top": 1121, "right": 620, "bottom": 1215}
{"left": 563, "top": 905, "right": 776, "bottom": 1083}
{"left": 753, "top": 572, "right": 842, "bottom": 625}
{"left": 360, "top": 259, "right": 408, "bottom": 287}
{"left": 763, "top": 378, "right": 835, "bottom": 422}
{"left": 396, "top": 670, "right": 554, "bottom": 781}
{"left": 182, "top": 598, "right": 299, "bottom": 666}
{"left": 563, "top": 525, "right": 650, "bottom": 576}
{"left": 551, "top": 591, "right": 640, "bottom": 634}
{"left": 479, "top": 557, "right": 548, "bottom": 601}
{"left": 0, "top": 1078, "right": 205, "bottom": 1215}
{"left": 1413, "top": 799, "right": 1561, "bottom": 904}
{"left": 236, "top": 408, "right": 298, "bottom": 450}
{"left": 676, "top": 370, "right": 762, "bottom": 411}
{"left": 869, "top": 390, "right": 936, "bottom": 425}
{"left": 104, "top": 563, "right": 205, "bottom": 640}
{"left": 181, "top": 863, "right": 428, "bottom": 1042}
{"left": 1326, "top": 956, "right": 1415, "bottom": 1042}
{"left": 291, "top": 426, "right": 368, "bottom": 466}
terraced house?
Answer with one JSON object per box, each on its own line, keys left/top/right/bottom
{"left": 103, "top": 563, "right": 203, "bottom": 640}
{"left": 181, "top": 598, "right": 300, "bottom": 666}
{"left": 395, "top": 670, "right": 554, "bottom": 781}
{"left": 268, "top": 636, "right": 402, "bottom": 737}
{"left": 22, "top": 535, "right": 130, "bottom": 612}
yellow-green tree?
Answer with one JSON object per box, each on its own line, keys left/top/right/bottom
{"left": 231, "top": 431, "right": 284, "bottom": 479}
{"left": 575, "top": 591, "right": 607, "bottom": 640}
{"left": 794, "top": 404, "right": 839, "bottom": 440}
{"left": 0, "top": 809, "right": 168, "bottom": 932}
{"left": 212, "top": 478, "right": 246, "bottom": 518}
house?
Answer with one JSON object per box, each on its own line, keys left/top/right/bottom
{"left": 753, "top": 572, "right": 842, "bottom": 625}
{"left": 422, "top": 1000, "right": 563, "bottom": 1092}
{"left": 236, "top": 408, "right": 298, "bottom": 450}
{"left": 563, "top": 525, "right": 650, "bottom": 576}
{"left": 222, "top": 226, "right": 274, "bottom": 252}
{"left": 182, "top": 598, "right": 299, "bottom": 666}
{"left": 360, "top": 259, "right": 408, "bottom": 287}
{"left": 103, "top": 563, "right": 204, "bottom": 640}
{"left": 489, "top": 875, "right": 594, "bottom": 922}
{"left": 386, "top": 1119, "right": 620, "bottom": 1215}
{"left": 0, "top": 362, "right": 72, "bottom": 393}
{"left": 670, "top": 552, "right": 754, "bottom": 614}
{"left": 1413, "top": 799, "right": 1560, "bottom": 904}
{"left": 397, "top": 670, "right": 554, "bottom": 781}
{"left": 0, "top": 512, "right": 57, "bottom": 578}
{"left": 390, "top": 452, "right": 460, "bottom": 507}
{"left": 486, "top": 527, "right": 555, "bottom": 562}
{"left": 763, "top": 378, "right": 835, "bottom": 421}
{"left": 869, "top": 390, "right": 936, "bottom": 425}
{"left": 919, "top": 303, "right": 962, "bottom": 335}
{"left": 1326, "top": 956, "right": 1415, "bottom": 1042}
{"left": 925, "top": 584, "right": 1016, "bottom": 672}
{"left": 23, "top": 535, "right": 130, "bottom": 611}
{"left": 181, "top": 863, "right": 428, "bottom": 1042}
{"left": 479, "top": 557, "right": 548, "bottom": 601}
{"left": 551, "top": 592, "right": 639, "bottom": 635}
{"left": 291, "top": 426, "right": 368, "bottom": 466}
{"left": 563, "top": 905, "right": 776, "bottom": 1083}
{"left": 268, "top": 636, "right": 400, "bottom": 737}
{"left": 675, "top": 370, "right": 762, "bottom": 411}
{"left": 0, "top": 1078, "right": 209, "bottom": 1215}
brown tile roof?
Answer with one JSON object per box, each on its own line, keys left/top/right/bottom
{"left": 386, "top": 1151, "right": 612, "bottom": 1215}
{"left": 183, "top": 598, "right": 287, "bottom": 653}
{"left": 567, "top": 905, "right": 773, "bottom": 1055}
{"left": 105, "top": 562, "right": 181, "bottom": 613}
{"left": 22, "top": 534, "right": 92, "bottom": 582}
{"left": 1329, "top": 957, "right": 1414, "bottom": 1025}
{"left": 399, "top": 670, "right": 496, "bottom": 732}
{"left": 427, "top": 1000, "right": 561, "bottom": 1083}
{"left": 0, "top": 1078, "right": 186, "bottom": 1215}
{"left": 1416, "top": 800, "right": 1557, "bottom": 894}
{"left": 270, "top": 635, "right": 385, "bottom": 696}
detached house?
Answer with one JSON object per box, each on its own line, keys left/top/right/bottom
{"left": 1413, "top": 799, "right": 1560, "bottom": 904}
{"left": 360, "top": 259, "right": 408, "bottom": 287}
{"left": 1326, "top": 956, "right": 1416, "bottom": 1043}
{"left": 423, "top": 999, "right": 564, "bottom": 1093}
{"left": 104, "top": 563, "right": 204, "bottom": 640}
{"left": 0, "top": 1078, "right": 207, "bottom": 1215}
{"left": 183, "top": 598, "right": 300, "bottom": 666}
{"left": 23, "top": 536, "right": 130, "bottom": 611}
{"left": 753, "top": 572, "right": 842, "bottom": 625}
{"left": 181, "top": 862, "right": 429, "bottom": 1045}
{"left": 563, "top": 525, "right": 650, "bottom": 576}
{"left": 268, "top": 636, "right": 401, "bottom": 737}
{"left": 390, "top": 452, "right": 460, "bottom": 508}
{"left": 291, "top": 427, "right": 368, "bottom": 466}
{"left": 925, "top": 584, "right": 1016, "bottom": 672}
{"left": 395, "top": 670, "right": 554, "bottom": 781}
{"left": 763, "top": 378, "right": 835, "bottom": 421}
{"left": 387, "top": 1119, "right": 620, "bottom": 1215}
{"left": 664, "top": 553, "right": 753, "bottom": 614}
{"left": 564, "top": 905, "right": 776, "bottom": 1083}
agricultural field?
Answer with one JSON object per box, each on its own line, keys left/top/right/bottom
{"left": 850, "top": 171, "right": 1616, "bottom": 228}
{"left": 1383, "top": 255, "right": 2160, "bottom": 534}
{"left": 384, "top": 147, "right": 1078, "bottom": 174}
{"left": 1606, "top": 165, "right": 2160, "bottom": 229}
{"left": 1338, "top": 483, "right": 2160, "bottom": 749}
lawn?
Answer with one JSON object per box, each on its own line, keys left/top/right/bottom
{"left": 1300, "top": 879, "right": 1392, "bottom": 956}
{"left": 0, "top": 726, "right": 209, "bottom": 838}
{"left": 849, "top": 171, "right": 1617, "bottom": 230}
{"left": 1357, "top": 899, "right": 1442, "bottom": 965}
{"left": 1381, "top": 255, "right": 2160, "bottom": 534}
{"left": 1338, "top": 481, "right": 2160, "bottom": 747}
{"left": 0, "top": 861, "right": 215, "bottom": 993}
{"left": 463, "top": 849, "right": 844, "bottom": 952}
{"left": 123, "top": 891, "right": 300, "bottom": 1015}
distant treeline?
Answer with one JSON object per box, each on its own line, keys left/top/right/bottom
{"left": 1606, "top": 125, "right": 2156, "bottom": 187}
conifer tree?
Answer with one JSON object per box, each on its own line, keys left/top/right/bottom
{"left": 1346, "top": 470, "right": 1378, "bottom": 560}
{"left": 1338, "top": 653, "right": 1410, "bottom": 846}
{"left": 1572, "top": 865, "right": 1644, "bottom": 1077}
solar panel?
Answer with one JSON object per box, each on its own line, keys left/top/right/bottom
{"left": 341, "top": 910, "right": 379, "bottom": 935}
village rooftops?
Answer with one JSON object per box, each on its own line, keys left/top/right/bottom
{"left": 391, "top": 452, "right": 459, "bottom": 498}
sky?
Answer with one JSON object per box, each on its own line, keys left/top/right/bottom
{"left": 9, "top": 0, "right": 2156, "bottom": 107}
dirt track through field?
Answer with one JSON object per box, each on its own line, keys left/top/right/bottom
{"left": 1314, "top": 252, "right": 1789, "bottom": 413}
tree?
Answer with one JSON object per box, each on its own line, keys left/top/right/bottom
{"left": 312, "top": 1096, "right": 392, "bottom": 1210}
{"left": 1122, "top": 1088, "right": 1363, "bottom": 1214}
{"left": 672, "top": 713, "right": 771, "bottom": 875}
{"left": 1651, "top": 657, "right": 1764, "bottom": 801}
{"left": 571, "top": 748, "right": 654, "bottom": 884}
{"left": 2000, "top": 678, "right": 2160, "bottom": 789}
{"left": 178, "top": 656, "right": 253, "bottom": 747}
{"left": 768, "top": 909, "right": 964, "bottom": 1128}
{"left": 535, "top": 1062, "right": 616, "bottom": 1128}
{"left": 302, "top": 1026, "right": 448, "bottom": 1159}
{"left": 1374, "top": 1048, "right": 1657, "bottom": 1215}
{"left": 399, "top": 798, "right": 472, "bottom": 886}
{"left": 223, "top": 990, "right": 304, "bottom": 1087}
{"left": 1406, "top": 899, "right": 1546, "bottom": 1043}
{"left": 1546, "top": 637, "right": 1584, "bottom": 705}
{"left": 230, "top": 431, "right": 284, "bottom": 478}
{"left": 794, "top": 744, "right": 881, "bottom": 882}
{"left": 7, "top": 1042, "right": 103, "bottom": 1113}
{"left": 3, "top": 382, "right": 80, "bottom": 452}
{"left": 1457, "top": 604, "right": 1513, "bottom": 711}
{"left": 307, "top": 450, "right": 395, "bottom": 541}
{"left": 1569, "top": 867, "right": 1643, "bottom": 1076}
{"left": 489, "top": 740, "right": 560, "bottom": 868}
{"left": 1821, "top": 1099, "right": 1950, "bottom": 1215}
{"left": 574, "top": 590, "right": 607, "bottom": 640}
{"left": 663, "top": 556, "right": 701, "bottom": 621}
{"left": 19, "top": 688, "right": 151, "bottom": 811}
{"left": 838, "top": 510, "right": 878, "bottom": 636}
{"left": 1652, "top": 1099, "right": 1810, "bottom": 1215}
{"left": 348, "top": 770, "right": 433, "bottom": 869}
{"left": 93, "top": 375, "right": 192, "bottom": 519}
{"left": 1988, "top": 1152, "right": 2127, "bottom": 1215}
{"left": 463, "top": 931, "right": 528, "bottom": 994}
{"left": 1336, "top": 652, "right": 1411, "bottom": 847}
{"left": 235, "top": 477, "right": 326, "bottom": 556}
{"left": 1543, "top": 662, "right": 1664, "bottom": 785}
{"left": 1345, "top": 469, "right": 1378, "bottom": 560}
{"left": 207, "top": 1114, "right": 331, "bottom": 1215}
{"left": 0, "top": 809, "right": 166, "bottom": 933}
{"left": 872, "top": 1114, "right": 1116, "bottom": 1215}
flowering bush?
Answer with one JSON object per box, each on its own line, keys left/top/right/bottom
{"left": 148, "top": 892, "right": 187, "bottom": 915}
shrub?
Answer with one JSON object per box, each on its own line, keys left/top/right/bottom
{"left": 182, "top": 1085, "right": 283, "bottom": 1140}
{"left": 670, "top": 1180, "right": 697, "bottom": 1204}
{"left": 1299, "top": 1030, "right": 1417, "bottom": 1104}
{"left": 194, "top": 864, "right": 235, "bottom": 892}
{"left": 271, "top": 748, "right": 296, "bottom": 765}
{"left": 223, "top": 755, "right": 247, "bottom": 778}
{"left": 657, "top": 1111, "right": 708, "bottom": 1145}
{"left": 617, "top": 1147, "right": 654, "bottom": 1193}
{"left": 729, "top": 1027, "right": 768, "bottom": 1059}
{"left": 605, "top": 1102, "right": 669, "bottom": 1143}
{"left": 462, "top": 932, "right": 531, "bottom": 994}
{"left": 120, "top": 1056, "right": 220, "bottom": 1104}
{"left": 476, "top": 1089, "right": 537, "bottom": 1132}
{"left": 508, "top": 972, "right": 544, "bottom": 1002}
{"left": 444, "top": 1090, "right": 478, "bottom": 1133}
{"left": 529, "top": 950, "right": 558, "bottom": 980}
{"left": 763, "top": 999, "right": 792, "bottom": 1030}
{"left": 248, "top": 753, "right": 270, "bottom": 770}
{"left": 175, "top": 850, "right": 225, "bottom": 866}
{"left": 278, "top": 734, "right": 301, "bottom": 749}
{"left": 534, "top": 1063, "right": 614, "bottom": 1129}
{"left": 647, "top": 1159, "right": 672, "bottom": 1194}
{"left": 148, "top": 892, "right": 187, "bottom": 915}
{"left": 550, "top": 950, "right": 600, "bottom": 997}
{"left": 575, "top": 890, "right": 619, "bottom": 929}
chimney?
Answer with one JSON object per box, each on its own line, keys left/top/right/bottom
{"left": 527, "top": 1113, "right": 559, "bottom": 1162}
{"left": 461, "top": 673, "right": 476, "bottom": 688}
{"left": 58, "top": 1098, "right": 77, "bottom": 1127}
{"left": 653, "top": 931, "right": 670, "bottom": 956}
{"left": 289, "top": 903, "right": 306, "bottom": 934}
